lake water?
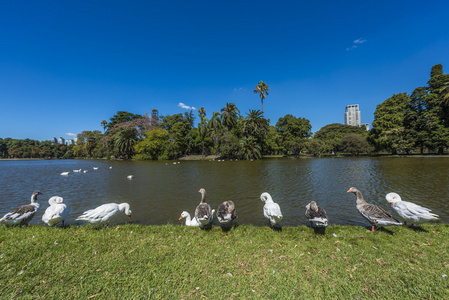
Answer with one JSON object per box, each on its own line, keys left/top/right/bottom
{"left": 0, "top": 157, "right": 448, "bottom": 227}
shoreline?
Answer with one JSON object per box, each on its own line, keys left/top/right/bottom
{"left": 1, "top": 154, "right": 449, "bottom": 162}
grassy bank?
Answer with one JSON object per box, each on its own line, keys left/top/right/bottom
{"left": 1, "top": 224, "right": 448, "bottom": 299}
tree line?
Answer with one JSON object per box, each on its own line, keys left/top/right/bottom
{"left": 1, "top": 65, "right": 448, "bottom": 160}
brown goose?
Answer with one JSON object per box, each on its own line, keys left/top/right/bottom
{"left": 216, "top": 200, "right": 237, "bottom": 225}
{"left": 305, "top": 201, "right": 328, "bottom": 228}
{"left": 195, "top": 188, "right": 213, "bottom": 229}
{"left": 0, "top": 191, "right": 42, "bottom": 226}
{"left": 347, "top": 187, "right": 402, "bottom": 232}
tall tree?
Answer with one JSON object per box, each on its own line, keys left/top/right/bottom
{"left": 276, "top": 114, "right": 312, "bottom": 155}
{"left": 208, "top": 111, "right": 223, "bottom": 153}
{"left": 114, "top": 126, "right": 138, "bottom": 159}
{"left": 220, "top": 103, "right": 240, "bottom": 130}
{"left": 106, "top": 111, "right": 143, "bottom": 131}
{"left": 101, "top": 120, "right": 107, "bottom": 133}
{"left": 242, "top": 110, "right": 269, "bottom": 142}
{"left": 368, "top": 93, "right": 412, "bottom": 154}
{"left": 424, "top": 64, "right": 449, "bottom": 153}
{"left": 197, "top": 107, "right": 208, "bottom": 157}
{"left": 253, "top": 81, "right": 269, "bottom": 115}
{"left": 404, "top": 87, "right": 428, "bottom": 154}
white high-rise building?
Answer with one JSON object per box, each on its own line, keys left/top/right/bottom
{"left": 345, "top": 104, "right": 370, "bottom": 130}
{"left": 345, "top": 104, "right": 361, "bottom": 126}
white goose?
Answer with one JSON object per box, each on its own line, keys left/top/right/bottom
{"left": 42, "top": 196, "right": 69, "bottom": 227}
{"left": 179, "top": 211, "right": 200, "bottom": 226}
{"left": 195, "top": 188, "right": 214, "bottom": 229}
{"left": 76, "top": 203, "right": 132, "bottom": 226}
{"left": 260, "top": 192, "right": 283, "bottom": 226}
{"left": 0, "top": 191, "right": 42, "bottom": 226}
{"left": 386, "top": 192, "right": 439, "bottom": 225}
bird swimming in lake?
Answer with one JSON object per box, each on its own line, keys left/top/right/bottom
{"left": 42, "top": 196, "right": 69, "bottom": 227}
{"left": 260, "top": 192, "right": 283, "bottom": 226}
{"left": 76, "top": 203, "right": 132, "bottom": 226}
{"left": 386, "top": 192, "right": 439, "bottom": 226}
{"left": 347, "top": 187, "right": 402, "bottom": 232}
{"left": 216, "top": 200, "right": 237, "bottom": 225}
{"left": 60, "top": 172, "right": 69, "bottom": 176}
{"left": 0, "top": 191, "right": 42, "bottom": 226}
{"left": 305, "top": 201, "right": 328, "bottom": 228}
{"left": 195, "top": 188, "right": 213, "bottom": 229}
{"left": 179, "top": 211, "right": 200, "bottom": 226}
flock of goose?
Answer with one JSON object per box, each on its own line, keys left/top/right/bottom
{"left": 0, "top": 186, "right": 440, "bottom": 231}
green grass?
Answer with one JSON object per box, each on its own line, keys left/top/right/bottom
{"left": 1, "top": 224, "right": 448, "bottom": 299}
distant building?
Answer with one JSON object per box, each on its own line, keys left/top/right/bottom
{"left": 345, "top": 104, "right": 361, "bottom": 126}
{"left": 52, "top": 137, "right": 58, "bottom": 145}
{"left": 360, "top": 123, "right": 370, "bottom": 131}
{"left": 58, "top": 137, "right": 65, "bottom": 145}
{"left": 345, "top": 104, "right": 370, "bottom": 131}
{"left": 66, "top": 139, "right": 74, "bottom": 145}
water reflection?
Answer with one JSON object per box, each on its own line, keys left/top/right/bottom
{"left": 0, "top": 157, "right": 448, "bottom": 227}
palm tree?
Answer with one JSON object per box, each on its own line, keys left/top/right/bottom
{"left": 220, "top": 103, "right": 240, "bottom": 130}
{"left": 198, "top": 107, "right": 206, "bottom": 119}
{"left": 242, "top": 109, "right": 269, "bottom": 140}
{"left": 114, "top": 128, "right": 138, "bottom": 159}
{"left": 208, "top": 111, "right": 223, "bottom": 154}
{"left": 101, "top": 120, "right": 108, "bottom": 133}
{"left": 253, "top": 81, "right": 269, "bottom": 115}
{"left": 198, "top": 107, "right": 208, "bottom": 157}
{"left": 239, "top": 136, "right": 262, "bottom": 160}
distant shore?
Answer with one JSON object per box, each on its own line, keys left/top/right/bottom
{"left": 1, "top": 153, "right": 449, "bottom": 162}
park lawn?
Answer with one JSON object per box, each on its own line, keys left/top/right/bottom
{"left": 1, "top": 224, "right": 448, "bottom": 299}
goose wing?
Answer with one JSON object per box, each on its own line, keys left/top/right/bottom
{"left": 305, "top": 207, "right": 327, "bottom": 220}
{"left": 76, "top": 203, "right": 119, "bottom": 223}
{"left": 264, "top": 202, "right": 282, "bottom": 219}
{"left": 195, "top": 203, "right": 212, "bottom": 220}
{"left": 1, "top": 204, "right": 38, "bottom": 225}
{"left": 393, "top": 201, "right": 438, "bottom": 220}
{"left": 216, "top": 202, "right": 228, "bottom": 222}
{"left": 359, "top": 203, "right": 400, "bottom": 225}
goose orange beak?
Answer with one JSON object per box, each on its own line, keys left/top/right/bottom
{"left": 179, "top": 216, "right": 183, "bottom": 220}
{"left": 346, "top": 188, "right": 352, "bottom": 193}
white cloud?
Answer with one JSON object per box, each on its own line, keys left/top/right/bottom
{"left": 347, "top": 38, "right": 367, "bottom": 51}
{"left": 233, "top": 87, "right": 244, "bottom": 92}
{"left": 66, "top": 133, "right": 77, "bottom": 137}
{"left": 354, "top": 38, "right": 366, "bottom": 44}
{"left": 178, "top": 102, "right": 196, "bottom": 110}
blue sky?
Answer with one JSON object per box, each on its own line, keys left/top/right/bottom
{"left": 1, "top": 0, "right": 449, "bottom": 141}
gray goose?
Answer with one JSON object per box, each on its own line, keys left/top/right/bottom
{"left": 0, "top": 191, "right": 42, "bottom": 226}
{"left": 347, "top": 187, "right": 402, "bottom": 232}
{"left": 216, "top": 200, "right": 237, "bottom": 225}
{"left": 305, "top": 201, "right": 328, "bottom": 228}
{"left": 195, "top": 188, "right": 213, "bottom": 229}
